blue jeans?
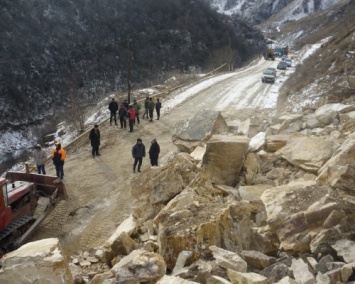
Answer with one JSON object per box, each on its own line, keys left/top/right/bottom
{"left": 55, "top": 163, "right": 64, "bottom": 179}
{"left": 37, "top": 164, "right": 46, "bottom": 175}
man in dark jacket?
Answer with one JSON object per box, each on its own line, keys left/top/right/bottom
{"left": 155, "top": 98, "right": 162, "bottom": 120}
{"left": 108, "top": 98, "right": 119, "bottom": 126}
{"left": 132, "top": 138, "right": 145, "bottom": 173}
{"left": 51, "top": 141, "right": 66, "bottom": 181}
{"left": 118, "top": 104, "right": 128, "bottom": 129}
{"left": 149, "top": 138, "right": 160, "bottom": 166}
{"left": 89, "top": 124, "right": 101, "bottom": 157}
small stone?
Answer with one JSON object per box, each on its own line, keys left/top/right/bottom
{"left": 87, "top": 256, "right": 99, "bottom": 263}
{"left": 80, "top": 261, "right": 91, "bottom": 267}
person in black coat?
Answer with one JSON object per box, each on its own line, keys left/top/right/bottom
{"left": 155, "top": 99, "right": 162, "bottom": 120}
{"left": 89, "top": 124, "right": 101, "bottom": 157}
{"left": 149, "top": 138, "right": 160, "bottom": 166}
{"left": 132, "top": 138, "right": 145, "bottom": 172}
{"left": 118, "top": 104, "right": 128, "bottom": 129}
{"left": 108, "top": 98, "right": 119, "bottom": 125}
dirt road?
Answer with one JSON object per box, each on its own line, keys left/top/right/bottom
{"left": 31, "top": 59, "right": 275, "bottom": 255}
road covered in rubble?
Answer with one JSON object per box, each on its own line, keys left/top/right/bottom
{"left": 30, "top": 57, "right": 284, "bottom": 255}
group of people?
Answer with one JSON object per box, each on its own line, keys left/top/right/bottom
{"left": 87, "top": 122, "right": 161, "bottom": 171}
{"left": 32, "top": 96, "right": 162, "bottom": 181}
{"left": 34, "top": 142, "right": 66, "bottom": 182}
{"left": 131, "top": 137, "right": 160, "bottom": 173}
{"left": 109, "top": 97, "right": 162, "bottom": 132}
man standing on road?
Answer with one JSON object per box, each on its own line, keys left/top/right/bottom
{"left": 155, "top": 98, "right": 162, "bottom": 120}
{"left": 133, "top": 99, "right": 141, "bottom": 124}
{"left": 89, "top": 124, "right": 101, "bottom": 157}
{"left": 149, "top": 138, "right": 160, "bottom": 166}
{"left": 142, "top": 97, "right": 149, "bottom": 119}
{"left": 148, "top": 97, "right": 155, "bottom": 122}
{"left": 132, "top": 138, "right": 145, "bottom": 173}
{"left": 127, "top": 105, "right": 136, "bottom": 132}
{"left": 108, "top": 98, "right": 119, "bottom": 126}
{"left": 33, "top": 144, "right": 47, "bottom": 174}
{"left": 51, "top": 141, "right": 66, "bottom": 182}
{"left": 118, "top": 104, "right": 127, "bottom": 129}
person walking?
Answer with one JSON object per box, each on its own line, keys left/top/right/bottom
{"left": 127, "top": 105, "right": 136, "bottom": 132}
{"left": 142, "top": 97, "right": 149, "bottom": 119}
{"left": 148, "top": 97, "right": 155, "bottom": 122}
{"left": 51, "top": 141, "right": 66, "bottom": 182}
{"left": 118, "top": 104, "right": 128, "bottom": 129}
{"left": 33, "top": 144, "right": 47, "bottom": 174}
{"left": 133, "top": 99, "right": 141, "bottom": 124}
{"left": 132, "top": 138, "right": 145, "bottom": 173}
{"left": 89, "top": 124, "right": 101, "bottom": 157}
{"left": 108, "top": 98, "right": 119, "bottom": 126}
{"left": 155, "top": 98, "right": 162, "bottom": 120}
{"left": 149, "top": 138, "right": 160, "bottom": 166}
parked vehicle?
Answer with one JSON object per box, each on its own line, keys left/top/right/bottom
{"left": 266, "top": 67, "right": 277, "bottom": 76}
{"left": 263, "top": 48, "right": 275, "bottom": 60}
{"left": 277, "top": 61, "right": 288, "bottom": 70}
{"left": 262, "top": 69, "right": 276, "bottom": 83}
{"left": 284, "top": 58, "right": 292, "bottom": 67}
{"left": 0, "top": 168, "right": 67, "bottom": 255}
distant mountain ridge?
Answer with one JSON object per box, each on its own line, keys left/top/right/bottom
{"left": 0, "top": 0, "right": 265, "bottom": 132}
{"left": 202, "top": 0, "right": 346, "bottom": 25}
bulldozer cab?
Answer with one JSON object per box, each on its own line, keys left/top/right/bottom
{"left": 1, "top": 171, "right": 68, "bottom": 249}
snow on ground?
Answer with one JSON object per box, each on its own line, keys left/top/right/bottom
{"left": 0, "top": 39, "right": 328, "bottom": 175}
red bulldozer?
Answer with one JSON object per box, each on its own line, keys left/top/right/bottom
{"left": 0, "top": 167, "right": 67, "bottom": 255}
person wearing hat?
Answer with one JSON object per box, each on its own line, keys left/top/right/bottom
{"left": 89, "top": 124, "right": 101, "bottom": 157}
{"left": 51, "top": 141, "right": 66, "bottom": 181}
{"left": 149, "top": 138, "right": 160, "bottom": 166}
{"left": 132, "top": 138, "right": 145, "bottom": 173}
{"left": 33, "top": 144, "right": 47, "bottom": 174}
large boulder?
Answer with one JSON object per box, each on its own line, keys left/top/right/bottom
{"left": 279, "top": 134, "right": 338, "bottom": 172}
{"left": 157, "top": 275, "right": 200, "bottom": 283}
{"left": 110, "top": 249, "right": 166, "bottom": 283}
{"left": 154, "top": 190, "right": 260, "bottom": 269}
{"left": 0, "top": 238, "right": 73, "bottom": 283}
{"left": 260, "top": 181, "right": 334, "bottom": 252}
{"left": 172, "top": 111, "right": 229, "bottom": 153}
{"left": 102, "top": 215, "right": 138, "bottom": 264}
{"left": 131, "top": 153, "right": 199, "bottom": 222}
{"left": 201, "top": 135, "right": 249, "bottom": 186}
{"left": 317, "top": 133, "right": 355, "bottom": 191}
{"left": 315, "top": 103, "right": 355, "bottom": 125}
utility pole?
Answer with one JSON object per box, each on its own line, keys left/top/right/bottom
{"left": 127, "top": 35, "right": 131, "bottom": 104}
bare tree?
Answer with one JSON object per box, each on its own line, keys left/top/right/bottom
{"left": 68, "top": 87, "right": 87, "bottom": 133}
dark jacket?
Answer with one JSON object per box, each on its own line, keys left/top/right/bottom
{"left": 144, "top": 98, "right": 149, "bottom": 109}
{"left": 149, "top": 142, "right": 160, "bottom": 159}
{"left": 108, "top": 101, "right": 119, "bottom": 113}
{"left": 89, "top": 128, "right": 101, "bottom": 147}
{"left": 132, "top": 143, "right": 146, "bottom": 159}
{"left": 148, "top": 100, "right": 155, "bottom": 111}
{"left": 51, "top": 145, "right": 66, "bottom": 165}
{"left": 118, "top": 106, "right": 127, "bottom": 117}
{"left": 156, "top": 101, "right": 162, "bottom": 110}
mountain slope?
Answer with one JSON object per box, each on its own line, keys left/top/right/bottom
{"left": 203, "top": 0, "right": 347, "bottom": 25}
{"left": 0, "top": 0, "right": 265, "bottom": 133}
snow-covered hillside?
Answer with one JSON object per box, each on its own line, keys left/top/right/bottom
{"left": 204, "top": 0, "right": 346, "bottom": 25}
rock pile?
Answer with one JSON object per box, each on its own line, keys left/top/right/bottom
{"left": 1, "top": 103, "right": 355, "bottom": 283}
